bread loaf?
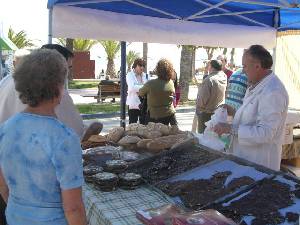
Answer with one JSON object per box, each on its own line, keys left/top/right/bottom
{"left": 88, "top": 135, "right": 107, "bottom": 143}
{"left": 106, "top": 127, "right": 125, "bottom": 143}
{"left": 137, "top": 139, "right": 152, "bottom": 149}
{"left": 146, "top": 134, "right": 189, "bottom": 151}
{"left": 118, "top": 136, "right": 141, "bottom": 145}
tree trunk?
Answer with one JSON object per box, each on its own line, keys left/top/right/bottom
{"left": 179, "top": 45, "right": 194, "bottom": 102}
{"left": 66, "top": 38, "right": 74, "bottom": 80}
{"left": 143, "top": 43, "right": 148, "bottom": 73}
{"left": 230, "top": 48, "right": 235, "bottom": 69}
{"left": 107, "top": 58, "right": 116, "bottom": 79}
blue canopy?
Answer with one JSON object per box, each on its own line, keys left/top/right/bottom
{"left": 48, "top": 0, "right": 300, "bottom": 31}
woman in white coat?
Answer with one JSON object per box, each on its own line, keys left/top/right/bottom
{"left": 126, "top": 58, "right": 148, "bottom": 124}
{"left": 214, "top": 45, "right": 289, "bottom": 171}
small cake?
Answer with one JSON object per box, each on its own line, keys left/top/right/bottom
{"left": 93, "top": 172, "right": 119, "bottom": 192}
{"left": 119, "top": 173, "right": 142, "bottom": 190}
{"left": 104, "top": 160, "right": 128, "bottom": 173}
{"left": 83, "top": 164, "right": 103, "bottom": 183}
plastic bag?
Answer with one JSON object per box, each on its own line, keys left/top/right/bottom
{"left": 136, "top": 204, "right": 184, "bottom": 225}
{"left": 195, "top": 108, "right": 230, "bottom": 151}
{"left": 173, "top": 209, "right": 237, "bottom": 225}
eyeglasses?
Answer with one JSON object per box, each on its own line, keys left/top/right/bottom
{"left": 138, "top": 64, "right": 145, "bottom": 68}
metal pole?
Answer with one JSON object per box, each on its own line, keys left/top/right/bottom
{"left": 273, "top": 8, "right": 279, "bottom": 72}
{"left": 0, "top": 50, "right": 3, "bottom": 80}
{"left": 48, "top": 7, "right": 53, "bottom": 44}
{"left": 120, "top": 41, "right": 127, "bottom": 128}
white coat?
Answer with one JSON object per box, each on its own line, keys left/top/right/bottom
{"left": 0, "top": 75, "right": 84, "bottom": 137}
{"left": 126, "top": 71, "right": 148, "bottom": 109}
{"left": 230, "top": 73, "right": 289, "bottom": 171}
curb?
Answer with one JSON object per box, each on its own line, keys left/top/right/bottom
{"left": 81, "top": 107, "right": 195, "bottom": 120}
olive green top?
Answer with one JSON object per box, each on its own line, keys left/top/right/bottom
{"left": 139, "top": 78, "right": 175, "bottom": 119}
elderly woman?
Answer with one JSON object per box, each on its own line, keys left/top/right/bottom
{"left": 0, "top": 49, "right": 87, "bottom": 225}
{"left": 139, "top": 59, "right": 177, "bottom": 125}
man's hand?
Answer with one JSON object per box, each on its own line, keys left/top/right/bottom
{"left": 213, "top": 122, "right": 232, "bottom": 136}
{"left": 219, "top": 104, "right": 235, "bottom": 116}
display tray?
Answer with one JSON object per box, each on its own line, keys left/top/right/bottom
{"left": 126, "top": 143, "right": 221, "bottom": 185}
{"left": 211, "top": 174, "right": 300, "bottom": 225}
{"left": 155, "top": 159, "right": 272, "bottom": 210}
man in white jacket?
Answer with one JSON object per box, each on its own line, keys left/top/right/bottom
{"left": 214, "top": 45, "right": 289, "bottom": 171}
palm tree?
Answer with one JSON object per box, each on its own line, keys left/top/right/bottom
{"left": 143, "top": 43, "right": 148, "bottom": 72}
{"left": 8, "top": 27, "right": 34, "bottom": 49}
{"left": 179, "top": 45, "right": 195, "bottom": 102}
{"left": 57, "top": 38, "right": 96, "bottom": 51}
{"left": 126, "top": 50, "right": 140, "bottom": 72}
{"left": 99, "top": 40, "right": 120, "bottom": 78}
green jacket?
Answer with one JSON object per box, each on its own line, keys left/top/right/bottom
{"left": 139, "top": 78, "right": 175, "bottom": 119}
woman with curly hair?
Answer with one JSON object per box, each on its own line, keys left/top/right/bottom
{"left": 139, "top": 58, "right": 177, "bottom": 125}
{"left": 0, "top": 49, "right": 86, "bottom": 225}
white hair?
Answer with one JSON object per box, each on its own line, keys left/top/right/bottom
{"left": 14, "top": 49, "right": 31, "bottom": 61}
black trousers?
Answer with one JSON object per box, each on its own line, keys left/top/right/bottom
{"left": 128, "top": 109, "right": 140, "bottom": 124}
{"left": 0, "top": 196, "right": 6, "bottom": 225}
{"left": 149, "top": 114, "right": 177, "bottom": 126}
{"left": 128, "top": 108, "right": 148, "bottom": 125}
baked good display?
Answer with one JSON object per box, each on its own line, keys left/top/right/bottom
{"left": 106, "top": 127, "right": 125, "bottom": 143}
{"left": 83, "top": 164, "right": 103, "bottom": 182}
{"left": 104, "top": 160, "right": 128, "bottom": 173}
{"left": 93, "top": 172, "right": 119, "bottom": 192}
{"left": 119, "top": 173, "right": 143, "bottom": 190}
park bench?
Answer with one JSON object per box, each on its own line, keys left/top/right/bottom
{"left": 96, "top": 82, "right": 121, "bottom": 103}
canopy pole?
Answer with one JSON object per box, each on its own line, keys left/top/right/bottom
{"left": 48, "top": 7, "right": 53, "bottom": 44}
{"left": 120, "top": 41, "right": 127, "bottom": 128}
{"left": 0, "top": 50, "right": 3, "bottom": 80}
{"left": 273, "top": 9, "right": 279, "bottom": 72}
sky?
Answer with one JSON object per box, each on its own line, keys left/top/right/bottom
{"left": 0, "top": 0, "right": 243, "bottom": 76}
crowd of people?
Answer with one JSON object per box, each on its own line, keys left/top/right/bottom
{"left": 0, "top": 44, "right": 290, "bottom": 224}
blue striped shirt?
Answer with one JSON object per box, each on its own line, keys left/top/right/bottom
{"left": 225, "top": 69, "right": 248, "bottom": 111}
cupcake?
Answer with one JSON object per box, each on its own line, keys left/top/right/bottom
{"left": 83, "top": 164, "right": 103, "bottom": 183}
{"left": 94, "top": 172, "right": 119, "bottom": 192}
{"left": 119, "top": 173, "right": 142, "bottom": 190}
{"left": 104, "top": 160, "right": 128, "bottom": 174}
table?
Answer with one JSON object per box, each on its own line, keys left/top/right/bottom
{"left": 83, "top": 183, "right": 173, "bottom": 225}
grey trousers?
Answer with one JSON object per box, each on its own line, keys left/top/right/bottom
{"left": 197, "top": 112, "right": 213, "bottom": 133}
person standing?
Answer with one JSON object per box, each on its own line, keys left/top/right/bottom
{"left": 214, "top": 45, "right": 289, "bottom": 171}
{"left": 139, "top": 59, "right": 177, "bottom": 126}
{"left": 196, "top": 60, "right": 227, "bottom": 133}
{"left": 126, "top": 58, "right": 148, "bottom": 124}
{"left": 225, "top": 68, "right": 248, "bottom": 112}
{"left": 217, "top": 55, "right": 233, "bottom": 80}
{"left": 0, "top": 49, "right": 87, "bottom": 225}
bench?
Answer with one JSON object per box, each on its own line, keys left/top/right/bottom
{"left": 96, "top": 82, "right": 121, "bottom": 103}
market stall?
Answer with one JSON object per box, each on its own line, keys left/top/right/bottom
{"left": 82, "top": 123, "right": 300, "bottom": 225}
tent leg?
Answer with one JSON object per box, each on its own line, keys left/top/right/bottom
{"left": 120, "top": 41, "right": 127, "bottom": 128}
{"left": 48, "top": 7, "right": 53, "bottom": 44}
{"left": 273, "top": 9, "right": 279, "bottom": 72}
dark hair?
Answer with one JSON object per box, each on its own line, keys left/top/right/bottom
{"left": 246, "top": 45, "right": 273, "bottom": 69}
{"left": 210, "top": 60, "right": 222, "bottom": 71}
{"left": 14, "top": 49, "right": 67, "bottom": 107}
{"left": 41, "top": 44, "right": 74, "bottom": 60}
{"left": 132, "top": 58, "right": 146, "bottom": 69}
{"left": 154, "top": 58, "right": 174, "bottom": 81}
